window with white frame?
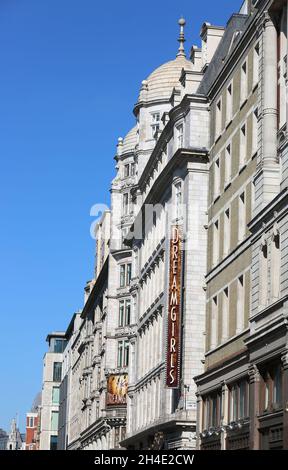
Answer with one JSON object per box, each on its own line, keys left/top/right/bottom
{"left": 119, "top": 299, "right": 131, "bottom": 327}
{"left": 213, "top": 220, "right": 219, "bottom": 266}
{"left": 215, "top": 98, "right": 222, "bottom": 138}
{"left": 239, "top": 123, "right": 247, "bottom": 168}
{"left": 214, "top": 157, "right": 220, "bottom": 199}
{"left": 252, "top": 108, "right": 258, "bottom": 156}
{"left": 236, "top": 275, "right": 245, "bottom": 333}
{"left": 225, "top": 143, "right": 232, "bottom": 186}
{"left": 240, "top": 60, "right": 248, "bottom": 104}
{"left": 223, "top": 208, "right": 231, "bottom": 257}
{"left": 151, "top": 112, "right": 161, "bottom": 138}
{"left": 210, "top": 296, "right": 218, "bottom": 349}
{"left": 120, "top": 263, "right": 132, "bottom": 288}
{"left": 253, "top": 43, "right": 260, "bottom": 89}
{"left": 117, "top": 339, "right": 129, "bottom": 367}
{"left": 28, "top": 417, "right": 34, "bottom": 428}
{"left": 238, "top": 192, "right": 246, "bottom": 242}
{"left": 226, "top": 82, "right": 233, "bottom": 125}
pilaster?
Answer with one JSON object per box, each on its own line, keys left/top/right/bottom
{"left": 249, "top": 364, "right": 261, "bottom": 450}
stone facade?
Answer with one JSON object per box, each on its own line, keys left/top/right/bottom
{"left": 40, "top": 0, "right": 288, "bottom": 451}
{"left": 195, "top": 0, "right": 288, "bottom": 451}
{"left": 39, "top": 332, "right": 66, "bottom": 450}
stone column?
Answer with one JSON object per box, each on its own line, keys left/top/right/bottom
{"left": 262, "top": 12, "right": 278, "bottom": 166}
{"left": 221, "top": 382, "right": 229, "bottom": 450}
{"left": 249, "top": 364, "right": 261, "bottom": 450}
{"left": 282, "top": 351, "right": 288, "bottom": 449}
{"left": 195, "top": 392, "right": 202, "bottom": 450}
{"left": 254, "top": 11, "right": 280, "bottom": 212}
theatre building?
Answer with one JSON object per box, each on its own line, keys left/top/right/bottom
{"left": 121, "top": 18, "right": 218, "bottom": 450}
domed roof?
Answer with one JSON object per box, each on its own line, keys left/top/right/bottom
{"left": 138, "top": 55, "right": 193, "bottom": 103}
{"left": 122, "top": 125, "right": 138, "bottom": 155}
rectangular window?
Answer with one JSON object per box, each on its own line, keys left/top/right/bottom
{"left": 120, "top": 264, "right": 131, "bottom": 288}
{"left": 51, "top": 411, "right": 59, "bottom": 432}
{"left": 213, "top": 220, "right": 219, "bottom": 267}
{"left": 117, "top": 340, "right": 129, "bottom": 367}
{"left": 225, "top": 144, "right": 232, "bottom": 186}
{"left": 120, "top": 265, "right": 126, "bottom": 287}
{"left": 214, "top": 158, "right": 220, "bottom": 200}
{"left": 223, "top": 208, "right": 230, "bottom": 257}
{"left": 259, "top": 244, "right": 268, "bottom": 308}
{"left": 125, "top": 300, "right": 131, "bottom": 326}
{"left": 239, "top": 124, "right": 247, "bottom": 168}
{"left": 271, "top": 234, "right": 281, "bottom": 300}
{"left": 210, "top": 296, "right": 218, "bottom": 349}
{"left": 130, "top": 163, "right": 136, "bottom": 176}
{"left": 126, "top": 263, "right": 132, "bottom": 285}
{"left": 50, "top": 435, "right": 58, "bottom": 451}
{"left": 53, "top": 339, "right": 65, "bottom": 354}
{"left": 53, "top": 362, "right": 62, "bottom": 382}
{"left": 124, "top": 164, "right": 130, "bottom": 178}
{"left": 52, "top": 387, "right": 60, "bottom": 405}
{"left": 238, "top": 192, "right": 246, "bottom": 242}
{"left": 226, "top": 82, "right": 233, "bottom": 125}
{"left": 229, "top": 380, "right": 248, "bottom": 422}
{"left": 261, "top": 363, "right": 283, "bottom": 413}
{"left": 119, "top": 300, "right": 125, "bottom": 327}
{"left": 28, "top": 417, "right": 34, "bottom": 428}
{"left": 176, "top": 123, "right": 184, "bottom": 148}
{"left": 236, "top": 275, "right": 245, "bottom": 334}
{"left": 215, "top": 99, "right": 222, "bottom": 138}
{"left": 240, "top": 61, "right": 248, "bottom": 104}
{"left": 119, "top": 299, "right": 131, "bottom": 327}
{"left": 253, "top": 43, "right": 260, "bottom": 89}
{"left": 202, "top": 391, "right": 222, "bottom": 430}
{"left": 252, "top": 108, "right": 258, "bottom": 156}
{"left": 222, "top": 288, "right": 229, "bottom": 342}
{"left": 151, "top": 112, "right": 160, "bottom": 138}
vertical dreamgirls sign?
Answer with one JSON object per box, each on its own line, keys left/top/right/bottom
{"left": 166, "top": 225, "right": 182, "bottom": 389}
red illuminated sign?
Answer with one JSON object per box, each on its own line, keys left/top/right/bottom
{"left": 166, "top": 226, "right": 182, "bottom": 389}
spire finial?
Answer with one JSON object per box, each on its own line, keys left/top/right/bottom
{"left": 177, "top": 17, "right": 186, "bottom": 58}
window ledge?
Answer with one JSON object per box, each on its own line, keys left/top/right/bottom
{"left": 240, "top": 98, "right": 248, "bottom": 110}
{"left": 225, "top": 119, "right": 233, "bottom": 131}
{"left": 239, "top": 163, "right": 247, "bottom": 175}
{"left": 215, "top": 133, "right": 222, "bottom": 145}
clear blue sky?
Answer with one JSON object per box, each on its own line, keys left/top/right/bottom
{"left": 0, "top": 0, "right": 242, "bottom": 433}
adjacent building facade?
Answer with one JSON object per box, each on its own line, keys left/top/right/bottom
{"left": 39, "top": 332, "right": 66, "bottom": 450}
{"left": 38, "top": 0, "right": 288, "bottom": 451}
{"left": 195, "top": 0, "right": 288, "bottom": 451}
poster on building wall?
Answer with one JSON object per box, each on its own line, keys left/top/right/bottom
{"left": 166, "top": 225, "right": 182, "bottom": 389}
{"left": 106, "top": 374, "right": 128, "bottom": 406}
